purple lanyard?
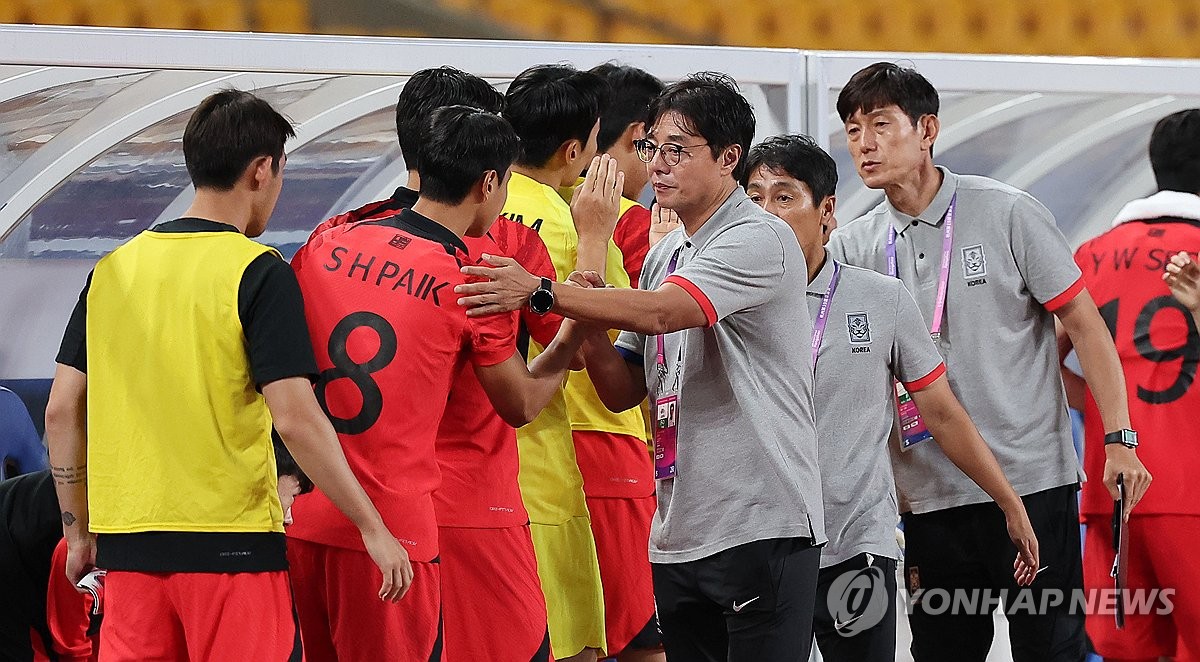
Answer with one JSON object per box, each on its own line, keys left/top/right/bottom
{"left": 886, "top": 194, "right": 956, "bottom": 339}
{"left": 655, "top": 248, "right": 683, "bottom": 383}
{"left": 810, "top": 260, "right": 841, "bottom": 366}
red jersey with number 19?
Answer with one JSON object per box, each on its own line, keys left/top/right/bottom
{"left": 288, "top": 209, "right": 516, "bottom": 561}
{"left": 1074, "top": 217, "right": 1200, "bottom": 518}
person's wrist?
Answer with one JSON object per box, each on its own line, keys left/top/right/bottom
{"left": 1104, "top": 442, "right": 1138, "bottom": 457}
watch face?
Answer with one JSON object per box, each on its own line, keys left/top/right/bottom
{"left": 530, "top": 288, "right": 554, "bottom": 314}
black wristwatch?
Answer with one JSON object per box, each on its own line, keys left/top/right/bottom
{"left": 528, "top": 277, "right": 555, "bottom": 315}
{"left": 1104, "top": 429, "right": 1138, "bottom": 449}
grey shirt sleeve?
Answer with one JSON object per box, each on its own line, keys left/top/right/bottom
{"left": 890, "top": 280, "right": 946, "bottom": 388}
{"left": 665, "top": 223, "right": 787, "bottom": 324}
{"left": 1008, "top": 192, "right": 1084, "bottom": 307}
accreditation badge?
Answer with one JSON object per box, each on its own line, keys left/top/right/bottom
{"left": 653, "top": 394, "right": 678, "bottom": 480}
{"left": 896, "top": 381, "right": 934, "bottom": 450}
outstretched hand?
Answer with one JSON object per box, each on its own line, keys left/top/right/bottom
{"left": 457, "top": 254, "right": 541, "bottom": 318}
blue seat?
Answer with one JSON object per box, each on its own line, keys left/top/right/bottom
{"left": 0, "top": 386, "right": 48, "bottom": 480}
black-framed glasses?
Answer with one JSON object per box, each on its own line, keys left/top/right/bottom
{"left": 634, "top": 138, "right": 709, "bottom": 166}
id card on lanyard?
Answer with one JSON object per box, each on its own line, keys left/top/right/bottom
{"left": 887, "top": 194, "right": 956, "bottom": 450}
{"left": 654, "top": 248, "right": 684, "bottom": 480}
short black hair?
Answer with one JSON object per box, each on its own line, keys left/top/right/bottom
{"left": 504, "top": 64, "right": 607, "bottom": 168}
{"left": 742, "top": 134, "right": 838, "bottom": 203}
{"left": 645, "top": 72, "right": 756, "bottom": 182}
{"left": 272, "top": 433, "right": 313, "bottom": 494}
{"left": 836, "top": 62, "right": 939, "bottom": 126}
{"left": 396, "top": 67, "right": 504, "bottom": 171}
{"left": 183, "top": 89, "right": 295, "bottom": 190}
{"left": 589, "top": 63, "right": 664, "bottom": 152}
{"left": 1149, "top": 109, "right": 1200, "bottom": 194}
{"left": 416, "top": 105, "right": 519, "bottom": 204}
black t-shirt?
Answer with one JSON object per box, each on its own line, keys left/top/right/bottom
{"left": 55, "top": 218, "right": 317, "bottom": 387}
{"left": 0, "top": 470, "right": 59, "bottom": 660}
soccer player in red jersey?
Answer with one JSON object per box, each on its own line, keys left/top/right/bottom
{"left": 439, "top": 156, "right": 623, "bottom": 662}
{"left": 1064, "top": 109, "right": 1200, "bottom": 662}
{"left": 287, "top": 105, "right": 610, "bottom": 662}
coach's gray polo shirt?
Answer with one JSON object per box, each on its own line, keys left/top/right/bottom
{"left": 616, "top": 188, "right": 826, "bottom": 564}
{"left": 827, "top": 167, "right": 1084, "bottom": 514}
{"left": 808, "top": 258, "right": 944, "bottom": 567}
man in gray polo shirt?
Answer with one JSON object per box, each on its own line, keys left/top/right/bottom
{"left": 456, "top": 73, "right": 825, "bottom": 662}
{"left": 745, "top": 134, "right": 1040, "bottom": 662}
{"left": 827, "top": 62, "right": 1152, "bottom": 662}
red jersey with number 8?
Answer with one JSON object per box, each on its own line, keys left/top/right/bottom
{"left": 287, "top": 209, "right": 516, "bottom": 561}
{"left": 1074, "top": 218, "right": 1200, "bottom": 517}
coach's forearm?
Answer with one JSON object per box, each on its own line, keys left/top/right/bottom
{"left": 912, "top": 379, "right": 1025, "bottom": 516}
{"left": 549, "top": 283, "right": 705, "bottom": 335}
{"left": 1058, "top": 294, "right": 1131, "bottom": 433}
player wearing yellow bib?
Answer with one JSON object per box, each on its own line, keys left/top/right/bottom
{"left": 501, "top": 64, "right": 614, "bottom": 662}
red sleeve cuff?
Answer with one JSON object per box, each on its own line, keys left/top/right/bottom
{"left": 1043, "top": 277, "right": 1085, "bottom": 313}
{"left": 902, "top": 363, "right": 946, "bottom": 392}
{"left": 663, "top": 275, "right": 718, "bottom": 327}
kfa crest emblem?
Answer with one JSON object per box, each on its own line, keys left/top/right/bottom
{"left": 962, "top": 244, "right": 986, "bottom": 278}
{"left": 847, "top": 313, "right": 871, "bottom": 344}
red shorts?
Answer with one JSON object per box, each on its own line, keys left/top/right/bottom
{"left": 288, "top": 538, "right": 441, "bottom": 662}
{"left": 439, "top": 526, "right": 549, "bottom": 662}
{"left": 39, "top": 538, "right": 96, "bottom": 661}
{"left": 98, "top": 570, "right": 299, "bottom": 661}
{"left": 1084, "top": 514, "right": 1200, "bottom": 661}
{"left": 588, "top": 493, "right": 660, "bottom": 655}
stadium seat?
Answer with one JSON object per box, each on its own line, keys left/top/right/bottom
{"left": 544, "top": 0, "right": 602, "bottom": 43}
{"left": 606, "top": 19, "right": 673, "bottom": 44}
{"left": 253, "top": 0, "right": 310, "bottom": 34}
{"left": 136, "top": 0, "right": 193, "bottom": 29}
{"left": 195, "top": 0, "right": 249, "bottom": 31}
{"left": 0, "top": 0, "right": 25, "bottom": 23}
{"left": 0, "top": 386, "right": 48, "bottom": 481}
{"left": 715, "top": 2, "right": 778, "bottom": 47}
{"left": 79, "top": 0, "right": 139, "bottom": 27}
{"left": 25, "top": 0, "right": 79, "bottom": 25}
{"left": 484, "top": 0, "right": 551, "bottom": 37}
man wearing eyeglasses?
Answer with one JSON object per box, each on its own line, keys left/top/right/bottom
{"left": 456, "top": 72, "right": 826, "bottom": 662}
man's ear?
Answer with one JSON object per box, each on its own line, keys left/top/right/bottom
{"left": 480, "top": 170, "right": 498, "bottom": 201}
{"left": 919, "top": 114, "right": 940, "bottom": 152}
{"left": 562, "top": 138, "right": 583, "bottom": 164}
{"left": 820, "top": 195, "right": 837, "bottom": 234}
{"left": 719, "top": 144, "right": 742, "bottom": 176}
{"left": 247, "top": 155, "right": 273, "bottom": 191}
{"left": 621, "top": 122, "right": 643, "bottom": 148}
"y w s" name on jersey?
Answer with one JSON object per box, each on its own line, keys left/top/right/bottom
{"left": 322, "top": 246, "right": 450, "bottom": 305}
